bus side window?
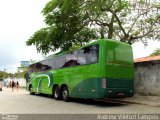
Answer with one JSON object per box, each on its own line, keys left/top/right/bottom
{"left": 77, "top": 44, "right": 99, "bottom": 65}
{"left": 55, "top": 55, "right": 66, "bottom": 69}
{"left": 86, "top": 45, "right": 99, "bottom": 64}
{"left": 48, "top": 58, "right": 55, "bottom": 70}
{"left": 77, "top": 49, "right": 87, "bottom": 65}
{"left": 64, "top": 51, "right": 79, "bottom": 67}
{"left": 35, "top": 62, "right": 42, "bottom": 72}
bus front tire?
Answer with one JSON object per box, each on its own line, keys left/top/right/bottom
{"left": 29, "top": 85, "right": 35, "bottom": 95}
{"left": 54, "top": 86, "right": 61, "bottom": 100}
{"left": 62, "top": 87, "right": 70, "bottom": 102}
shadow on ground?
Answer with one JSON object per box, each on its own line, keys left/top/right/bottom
{"left": 71, "top": 98, "right": 127, "bottom": 107}
{"left": 30, "top": 93, "right": 128, "bottom": 107}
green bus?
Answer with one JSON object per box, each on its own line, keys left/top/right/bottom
{"left": 26, "top": 39, "right": 134, "bottom": 102}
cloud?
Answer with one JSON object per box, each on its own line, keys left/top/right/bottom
{"left": 0, "top": 0, "right": 49, "bottom": 73}
{"left": 132, "top": 40, "right": 160, "bottom": 59}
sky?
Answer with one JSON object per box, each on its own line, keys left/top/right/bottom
{"left": 0, "top": 0, "right": 160, "bottom": 73}
{"left": 0, "top": 0, "right": 48, "bottom": 72}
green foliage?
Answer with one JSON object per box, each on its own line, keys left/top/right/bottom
{"left": 150, "top": 48, "right": 160, "bottom": 56}
{"left": 14, "top": 71, "right": 28, "bottom": 78}
{"left": 14, "top": 68, "right": 28, "bottom": 78}
{"left": 0, "top": 71, "right": 8, "bottom": 79}
{"left": 138, "top": 0, "right": 145, "bottom": 4}
{"left": 26, "top": 0, "right": 160, "bottom": 54}
{"left": 26, "top": 28, "right": 54, "bottom": 54}
{"left": 26, "top": 0, "right": 98, "bottom": 54}
{"left": 7, "top": 73, "right": 14, "bottom": 78}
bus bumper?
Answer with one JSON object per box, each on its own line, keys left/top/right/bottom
{"left": 104, "top": 88, "right": 134, "bottom": 98}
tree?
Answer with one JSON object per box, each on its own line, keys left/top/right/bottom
{"left": 150, "top": 48, "right": 160, "bottom": 56}
{"left": 7, "top": 73, "right": 14, "bottom": 78}
{"left": 14, "top": 70, "right": 28, "bottom": 78}
{"left": 26, "top": 0, "right": 160, "bottom": 54}
{"left": 0, "top": 71, "right": 8, "bottom": 80}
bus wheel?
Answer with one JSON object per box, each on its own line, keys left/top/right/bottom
{"left": 29, "top": 85, "right": 35, "bottom": 95}
{"left": 62, "top": 87, "right": 70, "bottom": 102}
{"left": 54, "top": 86, "right": 61, "bottom": 100}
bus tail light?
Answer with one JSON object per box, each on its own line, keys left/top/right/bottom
{"left": 101, "top": 78, "right": 106, "bottom": 88}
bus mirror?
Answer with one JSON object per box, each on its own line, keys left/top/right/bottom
{"left": 24, "top": 73, "right": 30, "bottom": 82}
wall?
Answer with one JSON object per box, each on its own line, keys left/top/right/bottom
{"left": 135, "top": 61, "right": 160, "bottom": 96}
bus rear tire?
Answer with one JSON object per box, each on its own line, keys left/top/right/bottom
{"left": 62, "top": 87, "right": 70, "bottom": 102}
{"left": 29, "top": 85, "right": 35, "bottom": 95}
{"left": 54, "top": 86, "right": 61, "bottom": 100}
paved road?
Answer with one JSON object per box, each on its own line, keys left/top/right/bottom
{"left": 0, "top": 87, "right": 160, "bottom": 114}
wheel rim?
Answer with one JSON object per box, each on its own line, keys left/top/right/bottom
{"left": 63, "top": 89, "right": 68, "bottom": 100}
{"left": 54, "top": 88, "right": 59, "bottom": 98}
{"left": 30, "top": 87, "right": 32, "bottom": 93}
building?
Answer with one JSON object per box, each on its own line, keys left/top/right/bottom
{"left": 21, "top": 61, "right": 30, "bottom": 67}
